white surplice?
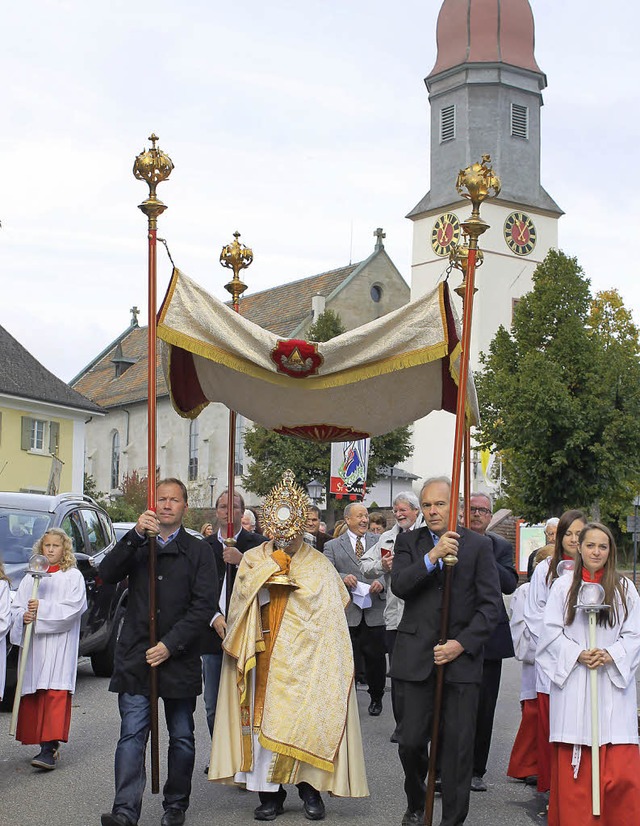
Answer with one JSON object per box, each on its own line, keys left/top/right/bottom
{"left": 536, "top": 574, "right": 640, "bottom": 746}
{"left": 10, "top": 568, "right": 87, "bottom": 695}
{"left": 524, "top": 558, "right": 553, "bottom": 694}
{"left": 0, "top": 579, "right": 10, "bottom": 700}
{"left": 510, "top": 582, "right": 536, "bottom": 701}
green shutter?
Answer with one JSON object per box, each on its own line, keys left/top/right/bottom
{"left": 49, "top": 421, "right": 60, "bottom": 455}
{"left": 21, "top": 417, "right": 32, "bottom": 451}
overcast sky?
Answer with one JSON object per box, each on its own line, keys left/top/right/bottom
{"left": 1, "top": 0, "right": 639, "bottom": 382}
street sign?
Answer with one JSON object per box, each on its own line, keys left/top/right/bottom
{"left": 627, "top": 516, "right": 640, "bottom": 533}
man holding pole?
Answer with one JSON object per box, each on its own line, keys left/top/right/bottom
{"left": 390, "top": 477, "right": 501, "bottom": 826}
{"left": 100, "top": 478, "right": 217, "bottom": 826}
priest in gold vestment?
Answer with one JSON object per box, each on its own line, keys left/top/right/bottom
{"left": 208, "top": 471, "right": 369, "bottom": 821}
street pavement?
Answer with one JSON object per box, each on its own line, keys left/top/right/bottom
{"left": 0, "top": 658, "right": 548, "bottom": 826}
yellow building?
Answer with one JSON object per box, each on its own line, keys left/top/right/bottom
{"left": 0, "top": 325, "right": 104, "bottom": 493}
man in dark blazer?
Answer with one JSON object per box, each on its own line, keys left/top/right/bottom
{"left": 466, "top": 493, "right": 518, "bottom": 792}
{"left": 390, "top": 477, "right": 501, "bottom": 826}
{"left": 324, "top": 502, "right": 387, "bottom": 715}
{"left": 201, "top": 490, "right": 267, "bottom": 737}
{"left": 306, "top": 504, "right": 329, "bottom": 552}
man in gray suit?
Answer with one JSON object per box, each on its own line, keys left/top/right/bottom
{"left": 325, "top": 502, "right": 387, "bottom": 716}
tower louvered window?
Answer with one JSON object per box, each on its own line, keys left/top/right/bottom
{"left": 440, "top": 104, "right": 456, "bottom": 142}
{"left": 511, "top": 103, "right": 529, "bottom": 139}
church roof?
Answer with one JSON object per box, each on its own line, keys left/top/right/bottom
{"left": 71, "top": 258, "right": 366, "bottom": 409}
{"left": 0, "top": 325, "right": 103, "bottom": 414}
{"left": 429, "top": 0, "right": 542, "bottom": 79}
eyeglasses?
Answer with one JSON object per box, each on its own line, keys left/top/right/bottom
{"left": 469, "top": 506, "right": 491, "bottom": 515}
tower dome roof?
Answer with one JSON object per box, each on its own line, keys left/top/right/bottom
{"left": 428, "top": 0, "right": 542, "bottom": 78}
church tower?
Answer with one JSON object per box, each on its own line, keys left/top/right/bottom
{"left": 410, "top": 0, "right": 562, "bottom": 478}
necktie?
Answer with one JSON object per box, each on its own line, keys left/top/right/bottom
{"left": 355, "top": 537, "right": 364, "bottom": 558}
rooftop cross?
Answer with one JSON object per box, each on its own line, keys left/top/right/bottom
{"left": 130, "top": 305, "right": 140, "bottom": 326}
{"left": 374, "top": 227, "right": 386, "bottom": 249}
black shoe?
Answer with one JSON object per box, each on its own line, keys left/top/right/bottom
{"left": 401, "top": 810, "right": 424, "bottom": 825}
{"left": 368, "top": 699, "right": 383, "bottom": 716}
{"left": 524, "top": 775, "right": 538, "bottom": 786}
{"left": 298, "top": 782, "right": 325, "bottom": 821}
{"left": 101, "top": 815, "right": 138, "bottom": 826}
{"left": 390, "top": 731, "right": 398, "bottom": 743}
{"left": 471, "top": 775, "right": 487, "bottom": 792}
{"left": 161, "top": 809, "right": 185, "bottom": 826}
{"left": 254, "top": 790, "right": 286, "bottom": 821}
{"left": 204, "top": 765, "right": 209, "bottom": 775}
{"left": 31, "top": 741, "right": 59, "bottom": 770}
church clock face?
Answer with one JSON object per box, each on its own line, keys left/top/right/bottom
{"left": 504, "top": 212, "right": 537, "bottom": 256}
{"left": 431, "top": 212, "right": 461, "bottom": 257}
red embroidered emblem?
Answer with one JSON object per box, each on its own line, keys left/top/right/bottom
{"left": 274, "top": 424, "right": 370, "bottom": 443}
{"left": 270, "top": 339, "right": 323, "bottom": 378}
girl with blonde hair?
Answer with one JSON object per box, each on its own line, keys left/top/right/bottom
{"left": 10, "top": 527, "right": 87, "bottom": 770}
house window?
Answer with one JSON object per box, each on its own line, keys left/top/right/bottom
{"left": 188, "top": 419, "right": 199, "bottom": 481}
{"left": 440, "top": 104, "right": 456, "bottom": 142}
{"left": 20, "top": 417, "right": 59, "bottom": 454}
{"left": 111, "top": 431, "right": 120, "bottom": 489}
{"left": 511, "top": 103, "right": 529, "bottom": 139}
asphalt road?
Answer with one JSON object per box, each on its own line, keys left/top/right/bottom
{"left": 0, "top": 658, "right": 548, "bottom": 826}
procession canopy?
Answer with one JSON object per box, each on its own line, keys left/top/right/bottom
{"left": 157, "top": 268, "right": 479, "bottom": 442}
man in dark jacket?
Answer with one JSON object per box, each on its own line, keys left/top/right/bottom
{"left": 390, "top": 477, "right": 501, "bottom": 826}
{"left": 202, "top": 490, "right": 267, "bottom": 737}
{"left": 100, "top": 478, "right": 217, "bottom": 826}
{"left": 465, "top": 493, "right": 518, "bottom": 792}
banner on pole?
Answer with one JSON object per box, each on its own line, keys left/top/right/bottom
{"left": 330, "top": 439, "right": 370, "bottom": 500}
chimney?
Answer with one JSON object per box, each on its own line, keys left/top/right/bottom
{"left": 311, "top": 294, "right": 326, "bottom": 319}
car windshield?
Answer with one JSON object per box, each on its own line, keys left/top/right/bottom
{"left": 0, "top": 508, "right": 54, "bottom": 564}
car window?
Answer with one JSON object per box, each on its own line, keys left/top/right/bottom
{"left": 98, "top": 512, "right": 114, "bottom": 546}
{"left": 81, "top": 509, "right": 108, "bottom": 555}
{"left": 60, "top": 513, "right": 85, "bottom": 554}
{"left": 0, "top": 509, "right": 53, "bottom": 564}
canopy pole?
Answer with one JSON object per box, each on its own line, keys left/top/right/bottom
{"left": 220, "top": 233, "right": 253, "bottom": 611}
{"left": 133, "top": 134, "right": 174, "bottom": 795}
{"left": 423, "top": 156, "right": 500, "bottom": 826}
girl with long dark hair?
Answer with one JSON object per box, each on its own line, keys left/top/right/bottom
{"left": 537, "top": 523, "right": 640, "bottom": 824}
{"left": 523, "top": 509, "right": 587, "bottom": 793}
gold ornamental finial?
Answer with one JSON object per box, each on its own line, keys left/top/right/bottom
{"left": 455, "top": 154, "right": 501, "bottom": 248}
{"left": 220, "top": 231, "right": 253, "bottom": 305}
{"left": 450, "top": 231, "right": 483, "bottom": 301}
{"left": 133, "top": 133, "right": 174, "bottom": 228}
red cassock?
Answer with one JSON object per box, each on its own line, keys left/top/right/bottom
{"left": 507, "top": 698, "right": 538, "bottom": 779}
{"left": 549, "top": 743, "right": 640, "bottom": 826}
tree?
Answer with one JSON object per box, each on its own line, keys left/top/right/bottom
{"left": 476, "top": 250, "right": 640, "bottom": 524}
{"left": 242, "top": 309, "right": 413, "bottom": 501}
{"left": 307, "top": 309, "right": 346, "bottom": 341}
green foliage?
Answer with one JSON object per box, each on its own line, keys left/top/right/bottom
{"left": 476, "top": 250, "right": 640, "bottom": 528}
{"left": 307, "top": 309, "right": 346, "bottom": 342}
{"left": 102, "top": 471, "right": 150, "bottom": 523}
{"left": 242, "top": 307, "right": 413, "bottom": 499}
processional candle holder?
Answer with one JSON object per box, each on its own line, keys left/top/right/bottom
{"left": 576, "top": 581, "right": 609, "bottom": 816}
{"left": 10, "top": 554, "right": 50, "bottom": 736}
{"left": 556, "top": 559, "right": 575, "bottom": 578}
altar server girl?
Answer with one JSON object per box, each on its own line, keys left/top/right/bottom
{"left": 523, "top": 509, "right": 587, "bottom": 793}
{"left": 10, "top": 528, "right": 87, "bottom": 769}
{"left": 537, "top": 522, "right": 640, "bottom": 825}
{"left": 0, "top": 560, "right": 10, "bottom": 701}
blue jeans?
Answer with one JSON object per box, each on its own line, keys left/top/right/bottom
{"left": 201, "top": 653, "right": 223, "bottom": 737}
{"left": 112, "top": 693, "right": 196, "bottom": 823}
